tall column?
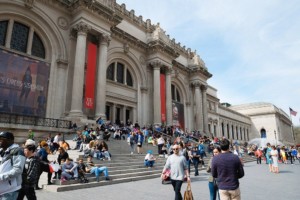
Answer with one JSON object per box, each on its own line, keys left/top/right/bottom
{"left": 140, "top": 86, "right": 148, "bottom": 126}
{"left": 111, "top": 103, "right": 116, "bottom": 123}
{"left": 193, "top": 81, "right": 203, "bottom": 131}
{"left": 152, "top": 62, "right": 161, "bottom": 125}
{"left": 55, "top": 59, "right": 68, "bottom": 118}
{"left": 69, "top": 22, "right": 90, "bottom": 117}
{"left": 165, "top": 68, "right": 172, "bottom": 126}
{"left": 95, "top": 34, "right": 110, "bottom": 119}
{"left": 201, "top": 85, "right": 208, "bottom": 134}
{"left": 26, "top": 27, "right": 34, "bottom": 54}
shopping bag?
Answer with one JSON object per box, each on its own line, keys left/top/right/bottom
{"left": 184, "top": 182, "right": 194, "bottom": 200}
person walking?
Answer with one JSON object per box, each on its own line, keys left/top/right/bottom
{"left": 161, "top": 144, "right": 191, "bottom": 200}
{"left": 0, "top": 131, "right": 26, "bottom": 200}
{"left": 211, "top": 139, "right": 244, "bottom": 200}
{"left": 207, "top": 146, "right": 221, "bottom": 200}
{"left": 17, "top": 143, "right": 39, "bottom": 200}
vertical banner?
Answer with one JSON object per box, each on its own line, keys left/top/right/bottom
{"left": 172, "top": 102, "right": 185, "bottom": 130}
{"left": 84, "top": 42, "right": 97, "bottom": 109}
{"left": 160, "top": 73, "right": 166, "bottom": 123}
{"left": 0, "top": 49, "right": 50, "bottom": 117}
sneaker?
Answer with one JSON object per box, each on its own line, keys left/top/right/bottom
{"left": 105, "top": 177, "right": 111, "bottom": 181}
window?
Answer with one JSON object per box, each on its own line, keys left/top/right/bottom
{"left": 116, "top": 63, "right": 124, "bottom": 83}
{"left": 171, "top": 84, "right": 181, "bottom": 102}
{"left": 126, "top": 69, "right": 133, "bottom": 87}
{"left": 106, "top": 62, "right": 134, "bottom": 87}
{"left": 0, "top": 20, "right": 8, "bottom": 46}
{"left": 0, "top": 20, "right": 45, "bottom": 59}
{"left": 32, "top": 32, "right": 45, "bottom": 58}
{"left": 11, "top": 22, "right": 29, "bottom": 53}
{"left": 106, "top": 63, "right": 114, "bottom": 80}
{"left": 260, "top": 128, "right": 266, "bottom": 138}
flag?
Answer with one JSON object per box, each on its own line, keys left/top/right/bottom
{"left": 289, "top": 107, "right": 297, "bottom": 116}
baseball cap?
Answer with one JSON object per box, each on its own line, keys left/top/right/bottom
{"left": 0, "top": 131, "right": 14, "bottom": 140}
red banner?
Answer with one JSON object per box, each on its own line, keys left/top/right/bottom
{"left": 160, "top": 73, "right": 166, "bottom": 123}
{"left": 84, "top": 42, "right": 97, "bottom": 109}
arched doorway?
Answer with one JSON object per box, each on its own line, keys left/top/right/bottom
{"left": 260, "top": 128, "right": 267, "bottom": 138}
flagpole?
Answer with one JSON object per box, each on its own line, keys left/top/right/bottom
{"left": 289, "top": 113, "right": 296, "bottom": 144}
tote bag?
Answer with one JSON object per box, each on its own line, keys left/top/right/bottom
{"left": 184, "top": 183, "right": 194, "bottom": 200}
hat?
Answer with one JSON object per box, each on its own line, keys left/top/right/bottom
{"left": 0, "top": 131, "right": 14, "bottom": 140}
{"left": 25, "top": 139, "right": 35, "bottom": 146}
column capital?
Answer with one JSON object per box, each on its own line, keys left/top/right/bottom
{"left": 165, "top": 66, "right": 173, "bottom": 75}
{"left": 98, "top": 34, "right": 111, "bottom": 46}
{"left": 149, "top": 60, "right": 163, "bottom": 70}
{"left": 73, "top": 22, "right": 91, "bottom": 35}
{"left": 191, "top": 80, "right": 201, "bottom": 88}
{"left": 201, "top": 84, "right": 208, "bottom": 91}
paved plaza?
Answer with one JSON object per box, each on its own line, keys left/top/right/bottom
{"left": 36, "top": 161, "right": 300, "bottom": 200}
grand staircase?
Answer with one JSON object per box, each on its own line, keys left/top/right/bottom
{"left": 42, "top": 136, "right": 256, "bottom": 192}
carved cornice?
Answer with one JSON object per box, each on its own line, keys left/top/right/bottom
{"left": 147, "top": 40, "right": 180, "bottom": 59}
{"left": 189, "top": 67, "right": 212, "bottom": 79}
{"left": 111, "top": 27, "right": 148, "bottom": 51}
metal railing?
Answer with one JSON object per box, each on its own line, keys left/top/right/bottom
{"left": 0, "top": 112, "right": 71, "bottom": 129}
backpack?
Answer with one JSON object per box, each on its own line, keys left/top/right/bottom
{"left": 0, "top": 147, "right": 23, "bottom": 166}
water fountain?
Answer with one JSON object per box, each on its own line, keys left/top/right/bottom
{"left": 248, "top": 138, "right": 284, "bottom": 148}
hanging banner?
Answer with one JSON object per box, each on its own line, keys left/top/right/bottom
{"left": 84, "top": 42, "right": 97, "bottom": 109}
{"left": 160, "top": 73, "right": 166, "bottom": 123}
{"left": 0, "top": 49, "right": 50, "bottom": 117}
{"left": 172, "top": 101, "right": 185, "bottom": 130}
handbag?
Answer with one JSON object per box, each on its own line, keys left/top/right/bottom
{"left": 184, "top": 182, "right": 194, "bottom": 200}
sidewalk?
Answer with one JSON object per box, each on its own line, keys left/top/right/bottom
{"left": 36, "top": 161, "right": 300, "bottom": 200}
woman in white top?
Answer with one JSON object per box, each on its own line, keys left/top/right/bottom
{"left": 270, "top": 145, "right": 279, "bottom": 173}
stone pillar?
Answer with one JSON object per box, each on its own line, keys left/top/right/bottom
{"left": 111, "top": 103, "right": 116, "bottom": 124}
{"left": 152, "top": 62, "right": 161, "bottom": 125}
{"left": 69, "top": 22, "right": 90, "bottom": 117}
{"left": 193, "top": 81, "right": 203, "bottom": 131}
{"left": 54, "top": 59, "right": 68, "bottom": 118}
{"left": 140, "top": 86, "right": 148, "bottom": 126}
{"left": 95, "top": 34, "right": 110, "bottom": 119}
{"left": 122, "top": 105, "right": 126, "bottom": 125}
{"left": 165, "top": 68, "right": 172, "bottom": 126}
{"left": 201, "top": 85, "right": 208, "bottom": 134}
{"left": 5, "top": 19, "right": 14, "bottom": 48}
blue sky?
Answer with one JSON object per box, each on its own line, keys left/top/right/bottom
{"left": 116, "top": 0, "right": 300, "bottom": 126}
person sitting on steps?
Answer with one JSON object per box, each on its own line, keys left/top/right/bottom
{"left": 85, "top": 155, "right": 110, "bottom": 182}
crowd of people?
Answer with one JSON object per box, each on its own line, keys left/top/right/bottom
{"left": 1, "top": 120, "right": 300, "bottom": 200}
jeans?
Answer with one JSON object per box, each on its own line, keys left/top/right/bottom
{"left": 171, "top": 179, "right": 183, "bottom": 200}
{"left": 192, "top": 159, "right": 199, "bottom": 175}
{"left": 144, "top": 160, "right": 155, "bottom": 167}
{"left": 91, "top": 166, "right": 109, "bottom": 178}
{"left": 61, "top": 168, "right": 78, "bottom": 180}
{"left": 208, "top": 181, "right": 219, "bottom": 200}
{"left": 17, "top": 186, "right": 36, "bottom": 200}
{"left": 0, "top": 191, "right": 19, "bottom": 200}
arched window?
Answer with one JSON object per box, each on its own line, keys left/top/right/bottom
{"left": 0, "top": 20, "right": 45, "bottom": 59}
{"left": 171, "top": 84, "right": 181, "bottom": 102}
{"left": 261, "top": 128, "right": 266, "bottom": 138}
{"left": 106, "top": 62, "right": 134, "bottom": 87}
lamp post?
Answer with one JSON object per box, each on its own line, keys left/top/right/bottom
{"left": 274, "top": 130, "right": 277, "bottom": 146}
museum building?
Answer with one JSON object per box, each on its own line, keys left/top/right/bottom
{"left": 0, "top": 0, "right": 294, "bottom": 145}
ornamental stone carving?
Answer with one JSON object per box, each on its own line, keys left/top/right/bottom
{"left": 73, "top": 22, "right": 91, "bottom": 35}
{"left": 24, "top": 0, "right": 34, "bottom": 9}
{"left": 191, "top": 80, "right": 201, "bottom": 88}
{"left": 201, "top": 84, "right": 207, "bottom": 91}
{"left": 99, "top": 34, "right": 111, "bottom": 45}
{"left": 57, "top": 17, "right": 69, "bottom": 30}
